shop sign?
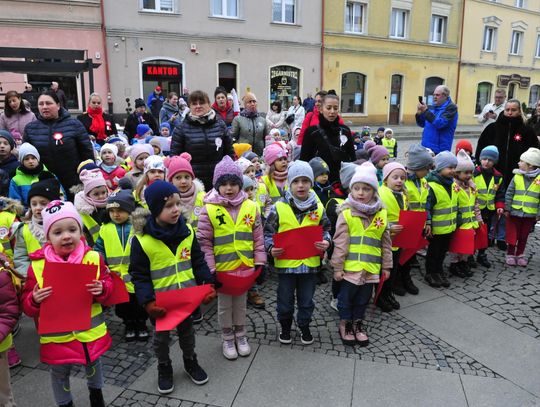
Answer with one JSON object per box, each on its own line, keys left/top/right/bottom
{"left": 142, "top": 63, "right": 182, "bottom": 80}
{"left": 497, "top": 74, "right": 530, "bottom": 88}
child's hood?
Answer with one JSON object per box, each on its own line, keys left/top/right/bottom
{"left": 0, "top": 196, "right": 24, "bottom": 217}
{"left": 131, "top": 207, "right": 151, "bottom": 235}
{"left": 74, "top": 191, "right": 97, "bottom": 215}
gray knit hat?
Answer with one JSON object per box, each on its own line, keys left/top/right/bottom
{"left": 340, "top": 162, "right": 358, "bottom": 189}
{"left": 242, "top": 175, "right": 257, "bottom": 191}
{"left": 434, "top": 151, "right": 458, "bottom": 172}
{"left": 287, "top": 160, "right": 314, "bottom": 186}
{"left": 406, "top": 144, "right": 434, "bottom": 170}
{"left": 308, "top": 157, "right": 330, "bottom": 179}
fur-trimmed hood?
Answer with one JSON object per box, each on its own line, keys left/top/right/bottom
{"left": 131, "top": 206, "right": 151, "bottom": 235}
{"left": 69, "top": 183, "right": 84, "bottom": 196}
{"left": 0, "top": 196, "right": 24, "bottom": 217}
{"left": 179, "top": 178, "right": 205, "bottom": 220}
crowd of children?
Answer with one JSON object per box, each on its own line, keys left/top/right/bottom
{"left": 0, "top": 116, "right": 539, "bottom": 407}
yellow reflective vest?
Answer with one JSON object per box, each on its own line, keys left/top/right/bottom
{"left": 22, "top": 223, "right": 42, "bottom": 255}
{"left": 136, "top": 225, "right": 197, "bottom": 292}
{"left": 206, "top": 200, "right": 257, "bottom": 272}
{"left": 81, "top": 213, "right": 100, "bottom": 246}
{"left": 187, "top": 191, "right": 205, "bottom": 232}
{"left": 343, "top": 208, "right": 387, "bottom": 274}
{"left": 457, "top": 187, "right": 478, "bottom": 230}
{"left": 255, "top": 182, "right": 269, "bottom": 214}
{"left": 378, "top": 185, "right": 408, "bottom": 251}
{"left": 261, "top": 175, "right": 287, "bottom": 203}
{"left": 0, "top": 211, "right": 16, "bottom": 258}
{"left": 429, "top": 182, "right": 458, "bottom": 235}
{"left": 99, "top": 223, "right": 134, "bottom": 293}
{"left": 510, "top": 174, "right": 540, "bottom": 215}
{"left": 274, "top": 201, "right": 324, "bottom": 269}
{"left": 382, "top": 138, "right": 396, "bottom": 158}
{"left": 405, "top": 178, "right": 429, "bottom": 211}
{"left": 33, "top": 251, "right": 108, "bottom": 344}
{"left": 474, "top": 173, "right": 501, "bottom": 211}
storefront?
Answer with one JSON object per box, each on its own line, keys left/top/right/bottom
{"left": 269, "top": 65, "right": 301, "bottom": 110}
{"left": 140, "top": 58, "right": 184, "bottom": 99}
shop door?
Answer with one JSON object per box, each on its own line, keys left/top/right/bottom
{"left": 389, "top": 74, "right": 402, "bottom": 124}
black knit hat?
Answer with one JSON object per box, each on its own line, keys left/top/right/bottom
{"left": 134, "top": 98, "right": 146, "bottom": 108}
{"left": 28, "top": 176, "right": 61, "bottom": 202}
{"left": 106, "top": 189, "right": 136, "bottom": 214}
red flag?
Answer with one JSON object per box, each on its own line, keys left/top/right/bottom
{"left": 273, "top": 225, "right": 323, "bottom": 260}
{"left": 448, "top": 229, "right": 475, "bottom": 255}
{"left": 392, "top": 211, "right": 428, "bottom": 249}
{"left": 374, "top": 271, "right": 386, "bottom": 306}
{"left": 155, "top": 285, "right": 213, "bottom": 331}
{"left": 217, "top": 267, "right": 262, "bottom": 296}
{"left": 38, "top": 262, "right": 96, "bottom": 335}
{"left": 399, "top": 236, "right": 429, "bottom": 265}
{"left": 102, "top": 272, "right": 129, "bottom": 306}
{"left": 474, "top": 223, "right": 489, "bottom": 250}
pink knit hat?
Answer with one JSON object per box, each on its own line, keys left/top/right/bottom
{"left": 455, "top": 149, "right": 475, "bottom": 172}
{"left": 129, "top": 144, "right": 154, "bottom": 162}
{"left": 80, "top": 169, "right": 107, "bottom": 196}
{"left": 369, "top": 145, "right": 390, "bottom": 165}
{"left": 263, "top": 142, "right": 287, "bottom": 166}
{"left": 363, "top": 140, "right": 376, "bottom": 152}
{"left": 382, "top": 162, "right": 406, "bottom": 181}
{"left": 236, "top": 157, "right": 255, "bottom": 174}
{"left": 213, "top": 155, "right": 243, "bottom": 187}
{"left": 42, "top": 200, "right": 83, "bottom": 238}
{"left": 164, "top": 153, "right": 194, "bottom": 181}
{"left": 350, "top": 162, "right": 379, "bottom": 191}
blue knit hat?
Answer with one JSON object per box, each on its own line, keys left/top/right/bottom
{"left": 160, "top": 122, "right": 171, "bottom": 131}
{"left": 144, "top": 180, "right": 179, "bottom": 218}
{"left": 137, "top": 124, "right": 152, "bottom": 137}
{"left": 434, "top": 151, "right": 458, "bottom": 172}
{"left": 0, "top": 130, "right": 15, "bottom": 150}
{"left": 479, "top": 145, "right": 499, "bottom": 163}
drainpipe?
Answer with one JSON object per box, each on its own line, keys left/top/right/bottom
{"left": 455, "top": 0, "right": 466, "bottom": 104}
{"left": 100, "top": 0, "right": 113, "bottom": 113}
{"left": 320, "top": 0, "right": 325, "bottom": 90}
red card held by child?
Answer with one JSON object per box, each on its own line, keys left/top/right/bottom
{"left": 38, "top": 262, "right": 97, "bottom": 335}
{"left": 449, "top": 228, "right": 475, "bottom": 255}
{"left": 272, "top": 225, "right": 323, "bottom": 260}
{"left": 474, "top": 223, "right": 489, "bottom": 250}
{"left": 399, "top": 236, "right": 429, "bottom": 265}
{"left": 102, "top": 271, "right": 129, "bottom": 306}
{"left": 155, "top": 285, "right": 213, "bottom": 332}
{"left": 217, "top": 267, "right": 262, "bottom": 296}
{"left": 392, "top": 211, "right": 427, "bottom": 249}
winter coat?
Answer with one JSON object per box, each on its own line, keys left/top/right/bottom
{"left": 475, "top": 114, "right": 539, "bottom": 186}
{"left": 212, "top": 102, "right": 237, "bottom": 127}
{"left": 128, "top": 207, "right": 213, "bottom": 306}
{"left": 23, "top": 108, "right": 94, "bottom": 194}
{"left": 504, "top": 169, "right": 540, "bottom": 218}
{"left": 21, "top": 246, "right": 113, "bottom": 365}
{"left": 170, "top": 114, "right": 233, "bottom": 191}
{"left": 0, "top": 270, "right": 19, "bottom": 345}
{"left": 77, "top": 112, "right": 117, "bottom": 140}
{"left": 124, "top": 112, "right": 158, "bottom": 142}
{"left": 159, "top": 101, "right": 183, "bottom": 128}
{"left": 0, "top": 111, "right": 36, "bottom": 136}
{"left": 300, "top": 115, "right": 356, "bottom": 184}
{"left": 0, "top": 154, "right": 19, "bottom": 180}
{"left": 230, "top": 114, "right": 269, "bottom": 156}
{"left": 147, "top": 92, "right": 165, "bottom": 118}
{"left": 8, "top": 165, "right": 57, "bottom": 207}
{"left": 416, "top": 97, "right": 458, "bottom": 154}
{"left": 99, "top": 165, "right": 126, "bottom": 191}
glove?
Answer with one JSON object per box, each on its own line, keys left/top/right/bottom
{"left": 255, "top": 265, "right": 265, "bottom": 285}
{"left": 144, "top": 301, "right": 166, "bottom": 319}
{"left": 202, "top": 285, "right": 217, "bottom": 305}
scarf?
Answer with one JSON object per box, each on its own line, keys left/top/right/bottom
{"left": 144, "top": 216, "right": 186, "bottom": 249}
{"left": 272, "top": 168, "right": 288, "bottom": 186}
{"left": 344, "top": 194, "right": 383, "bottom": 215}
{"left": 88, "top": 106, "right": 107, "bottom": 141}
{"left": 211, "top": 101, "right": 232, "bottom": 120}
{"left": 179, "top": 183, "right": 197, "bottom": 219}
{"left": 188, "top": 109, "right": 216, "bottom": 125}
{"left": 43, "top": 240, "right": 87, "bottom": 263}
{"left": 512, "top": 167, "right": 540, "bottom": 178}
{"left": 29, "top": 217, "right": 46, "bottom": 245}
{"left": 285, "top": 190, "right": 319, "bottom": 211}
{"left": 19, "top": 162, "right": 45, "bottom": 176}
{"left": 240, "top": 109, "right": 259, "bottom": 119}
{"left": 100, "top": 163, "right": 118, "bottom": 173}
{"left": 82, "top": 192, "right": 108, "bottom": 209}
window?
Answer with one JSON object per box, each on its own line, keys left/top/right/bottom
{"left": 528, "top": 85, "right": 539, "bottom": 108}
{"left": 510, "top": 30, "right": 523, "bottom": 55}
{"left": 27, "top": 74, "right": 80, "bottom": 110}
{"left": 475, "top": 82, "right": 492, "bottom": 115}
{"left": 482, "top": 26, "right": 496, "bottom": 52}
{"left": 341, "top": 72, "right": 366, "bottom": 114}
{"left": 141, "top": 0, "right": 174, "bottom": 12}
{"left": 515, "top": 0, "right": 524, "bottom": 7}
{"left": 535, "top": 35, "right": 540, "bottom": 58}
{"left": 390, "top": 9, "right": 408, "bottom": 39}
{"left": 424, "top": 76, "right": 444, "bottom": 105}
{"left": 430, "top": 15, "right": 447, "bottom": 43}
{"left": 270, "top": 65, "right": 301, "bottom": 109}
{"left": 345, "top": 2, "right": 365, "bottom": 33}
{"left": 212, "top": 0, "right": 238, "bottom": 18}
{"left": 218, "top": 62, "right": 237, "bottom": 92}
{"left": 273, "top": 0, "right": 295, "bottom": 24}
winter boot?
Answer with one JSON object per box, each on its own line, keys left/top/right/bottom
{"left": 183, "top": 355, "right": 209, "bottom": 385}
{"left": 439, "top": 272, "right": 451, "bottom": 288}
{"left": 247, "top": 290, "right": 265, "bottom": 309}
{"left": 462, "top": 261, "right": 474, "bottom": 277}
{"left": 387, "top": 290, "right": 400, "bottom": 310}
{"left": 278, "top": 319, "right": 293, "bottom": 344}
{"left": 449, "top": 262, "right": 467, "bottom": 278}
{"left": 157, "top": 361, "right": 174, "bottom": 394}
{"left": 467, "top": 255, "right": 478, "bottom": 269}
{"left": 424, "top": 272, "right": 442, "bottom": 288}
{"left": 354, "top": 320, "right": 369, "bottom": 347}
{"left": 392, "top": 268, "right": 407, "bottom": 296}
{"left": 402, "top": 268, "right": 419, "bottom": 295}
{"left": 89, "top": 387, "right": 105, "bottom": 407}
{"left": 299, "top": 325, "right": 314, "bottom": 345}
{"left": 339, "top": 320, "right": 356, "bottom": 346}
{"left": 476, "top": 252, "right": 491, "bottom": 268}
{"left": 375, "top": 290, "right": 393, "bottom": 313}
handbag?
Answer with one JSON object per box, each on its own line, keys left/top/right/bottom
{"left": 285, "top": 114, "right": 295, "bottom": 125}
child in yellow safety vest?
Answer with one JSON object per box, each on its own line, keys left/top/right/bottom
{"left": 448, "top": 150, "right": 483, "bottom": 278}
{"left": 197, "top": 156, "right": 266, "bottom": 361}
{"left": 236, "top": 157, "right": 271, "bottom": 218}
{"left": 332, "top": 162, "right": 392, "bottom": 347}
{"left": 424, "top": 151, "right": 458, "bottom": 289}
{"left": 95, "top": 189, "right": 149, "bottom": 342}
{"left": 21, "top": 200, "right": 114, "bottom": 407}
{"left": 0, "top": 197, "right": 23, "bottom": 264}
{"left": 382, "top": 128, "right": 398, "bottom": 159}
{"left": 261, "top": 142, "right": 289, "bottom": 204}
{"left": 504, "top": 147, "right": 540, "bottom": 267}
{"left": 264, "top": 161, "right": 331, "bottom": 346}
{"left": 473, "top": 145, "right": 505, "bottom": 268}
{"left": 74, "top": 168, "right": 110, "bottom": 247}
{"left": 133, "top": 155, "right": 166, "bottom": 208}
{"left": 378, "top": 162, "right": 408, "bottom": 313}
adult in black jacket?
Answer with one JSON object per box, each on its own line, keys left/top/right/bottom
{"left": 124, "top": 98, "right": 158, "bottom": 143}
{"left": 23, "top": 91, "right": 94, "bottom": 198}
{"left": 300, "top": 93, "right": 356, "bottom": 185}
{"left": 475, "top": 99, "right": 539, "bottom": 186}
{"left": 77, "top": 93, "right": 117, "bottom": 145}
{"left": 526, "top": 99, "right": 540, "bottom": 143}
{"left": 170, "top": 90, "right": 233, "bottom": 190}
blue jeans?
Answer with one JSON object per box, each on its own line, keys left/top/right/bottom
{"left": 337, "top": 280, "right": 374, "bottom": 321}
{"left": 276, "top": 273, "right": 317, "bottom": 327}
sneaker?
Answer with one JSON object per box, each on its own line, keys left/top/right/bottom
{"left": 124, "top": 324, "right": 136, "bottom": 342}
{"left": 236, "top": 336, "right": 251, "bottom": 356}
{"left": 278, "top": 319, "right": 293, "bottom": 344}
{"left": 247, "top": 291, "right": 265, "bottom": 309}
{"left": 496, "top": 240, "right": 508, "bottom": 251}
{"left": 183, "top": 356, "right": 209, "bottom": 385}
{"left": 439, "top": 273, "right": 451, "bottom": 288}
{"left": 416, "top": 248, "right": 427, "bottom": 257}
{"left": 329, "top": 297, "right": 339, "bottom": 312}
{"left": 137, "top": 328, "right": 149, "bottom": 341}
{"left": 8, "top": 347, "right": 21, "bottom": 368}
{"left": 222, "top": 339, "right": 238, "bottom": 360}
{"left": 424, "top": 273, "right": 442, "bottom": 288}
{"left": 299, "top": 326, "right": 314, "bottom": 345}
{"left": 516, "top": 256, "right": 528, "bottom": 266}
{"left": 157, "top": 362, "right": 174, "bottom": 394}
{"left": 192, "top": 307, "right": 203, "bottom": 324}
{"left": 354, "top": 320, "right": 369, "bottom": 347}
{"left": 506, "top": 255, "right": 516, "bottom": 266}
{"left": 339, "top": 320, "right": 356, "bottom": 346}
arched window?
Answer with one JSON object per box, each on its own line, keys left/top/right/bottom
{"left": 424, "top": 76, "right": 444, "bottom": 105}
{"left": 475, "top": 82, "right": 492, "bottom": 115}
{"left": 218, "top": 62, "right": 237, "bottom": 93}
{"left": 528, "top": 85, "right": 540, "bottom": 108}
{"left": 341, "top": 72, "right": 366, "bottom": 113}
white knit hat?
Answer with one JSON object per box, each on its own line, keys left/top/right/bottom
{"left": 350, "top": 162, "right": 379, "bottom": 190}
{"left": 144, "top": 155, "right": 166, "bottom": 175}
{"left": 455, "top": 149, "right": 475, "bottom": 172}
{"left": 236, "top": 157, "right": 255, "bottom": 174}
{"left": 520, "top": 147, "right": 540, "bottom": 168}
{"left": 100, "top": 143, "right": 118, "bottom": 158}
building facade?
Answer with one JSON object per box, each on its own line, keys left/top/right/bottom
{"left": 103, "top": 0, "right": 322, "bottom": 115}
{"left": 457, "top": 0, "right": 540, "bottom": 124}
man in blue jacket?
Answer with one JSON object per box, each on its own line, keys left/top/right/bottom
{"left": 147, "top": 86, "right": 165, "bottom": 120}
{"left": 416, "top": 85, "right": 458, "bottom": 154}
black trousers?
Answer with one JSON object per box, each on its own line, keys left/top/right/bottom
{"left": 115, "top": 293, "right": 147, "bottom": 324}
{"left": 425, "top": 233, "right": 453, "bottom": 275}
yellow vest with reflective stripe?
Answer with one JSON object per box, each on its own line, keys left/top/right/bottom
{"left": 405, "top": 178, "right": 429, "bottom": 212}
{"left": 378, "top": 185, "right": 408, "bottom": 251}
{"left": 136, "top": 226, "right": 196, "bottom": 292}
{"left": 187, "top": 191, "right": 205, "bottom": 232}
{"left": 274, "top": 201, "right": 323, "bottom": 269}
{"left": 255, "top": 182, "right": 269, "bottom": 214}
{"left": 474, "top": 173, "right": 501, "bottom": 211}
{"left": 343, "top": 208, "right": 387, "bottom": 274}
{"left": 457, "top": 187, "right": 478, "bottom": 230}
{"left": 99, "top": 223, "right": 134, "bottom": 293}
{"left": 261, "top": 175, "right": 287, "bottom": 203}
{"left": 429, "top": 182, "right": 458, "bottom": 235}
{"left": 22, "top": 223, "right": 42, "bottom": 255}
{"left": 206, "top": 200, "right": 256, "bottom": 272}
{"left": 81, "top": 213, "right": 100, "bottom": 245}
{"left": 382, "top": 138, "right": 396, "bottom": 158}
{"left": 511, "top": 174, "right": 540, "bottom": 215}
{"left": 33, "top": 251, "right": 108, "bottom": 344}
{"left": 0, "top": 211, "right": 16, "bottom": 258}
